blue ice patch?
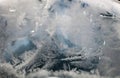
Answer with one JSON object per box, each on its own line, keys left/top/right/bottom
{"left": 81, "top": 2, "right": 89, "bottom": 8}
{"left": 48, "top": 0, "right": 71, "bottom": 14}
{"left": 4, "top": 37, "right": 37, "bottom": 63}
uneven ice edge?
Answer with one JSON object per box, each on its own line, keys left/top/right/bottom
{"left": 0, "top": 0, "right": 120, "bottom": 77}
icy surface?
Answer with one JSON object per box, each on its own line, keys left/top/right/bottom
{"left": 0, "top": 0, "right": 120, "bottom": 78}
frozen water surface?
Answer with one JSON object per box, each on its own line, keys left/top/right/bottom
{"left": 0, "top": 0, "right": 120, "bottom": 78}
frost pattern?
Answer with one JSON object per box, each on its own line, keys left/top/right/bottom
{"left": 0, "top": 0, "right": 120, "bottom": 78}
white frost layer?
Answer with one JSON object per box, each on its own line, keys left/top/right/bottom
{"left": 0, "top": 0, "right": 120, "bottom": 77}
